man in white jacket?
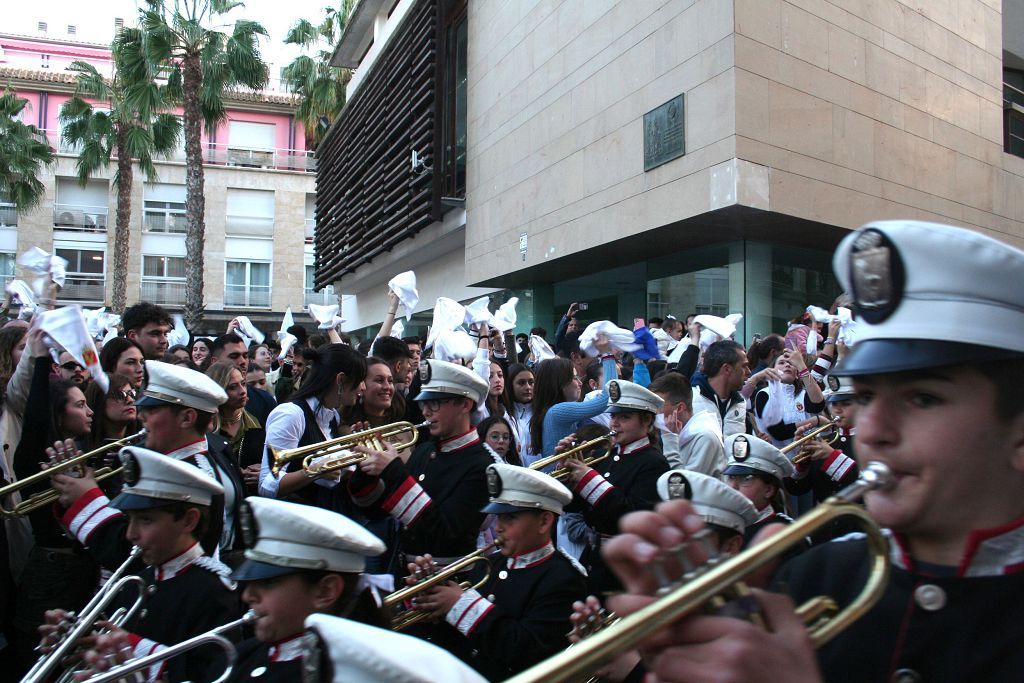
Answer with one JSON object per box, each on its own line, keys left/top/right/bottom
{"left": 649, "top": 373, "right": 726, "bottom": 477}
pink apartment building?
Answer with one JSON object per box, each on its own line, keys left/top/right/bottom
{"left": 0, "top": 31, "right": 328, "bottom": 331}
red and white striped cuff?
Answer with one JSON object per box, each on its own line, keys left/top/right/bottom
{"left": 446, "top": 588, "right": 494, "bottom": 636}
{"left": 350, "top": 478, "right": 385, "bottom": 507}
{"left": 60, "top": 487, "right": 122, "bottom": 545}
{"left": 125, "top": 633, "right": 167, "bottom": 682}
{"left": 574, "top": 469, "right": 614, "bottom": 507}
{"left": 382, "top": 477, "right": 432, "bottom": 526}
{"left": 822, "top": 450, "right": 855, "bottom": 481}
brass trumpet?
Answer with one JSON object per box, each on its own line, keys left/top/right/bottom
{"left": 384, "top": 538, "right": 503, "bottom": 631}
{"left": 528, "top": 432, "right": 617, "bottom": 481}
{"left": 22, "top": 546, "right": 145, "bottom": 683}
{"left": 783, "top": 417, "right": 841, "bottom": 465}
{"left": 0, "top": 429, "right": 148, "bottom": 518}
{"left": 269, "top": 420, "right": 428, "bottom": 478}
{"left": 505, "top": 462, "right": 894, "bottom": 683}
{"left": 83, "top": 610, "right": 258, "bottom": 683}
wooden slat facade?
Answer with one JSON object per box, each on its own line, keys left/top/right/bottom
{"left": 314, "top": 0, "right": 442, "bottom": 288}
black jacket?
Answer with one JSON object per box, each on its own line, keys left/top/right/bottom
{"left": 349, "top": 432, "right": 492, "bottom": 576}
{"left": 774, "top": 534, "right": 1024, "bottom": 682}
{"left": 442, "top": 547, "right": 588, "bottom": 681}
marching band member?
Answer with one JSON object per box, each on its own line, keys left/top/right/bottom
{"left": 603, "top": 220, "right": 1024, "bottom": 683}
{"left": 569, "top": 469, "right": 757, "bottom": 682}
{"left": 258, "top": 343, "right": 367, "bottom": 502}
{"left": 785, "top": 374, "right": 860, "bottom": 541}
{"left": 405, "top": 464, "right": 587, "bottom": 681}
{"left": 349, "top": 359, "right": 493, "bottom": 580}
{"left": 558, "top": 380, "right": 669, "bottom": 594}
{"left": 722, "top": 433, "right": 797, "bottom": 546}
{"left": 44, "top": 447, "right": 239, "bottom": 682}
{"left": 224, "top": 497, "right": 388, "bottom": 681}
{"left": 52, "top": 361, "right": 245, "bottom": 568}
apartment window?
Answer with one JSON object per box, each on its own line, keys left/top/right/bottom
{"left": 440, "top": 2, "right": 468, "bottom": 198}
{"left": 0, "top": 253, "right": 15, "bottom": 288}
{"left": 0, "top": 196, "right": 15, "bottom": 228}
{"left": 114, "top": 17, "right": 124, "bottom": 30}
{"left": 226, "top": 188, "right": 274, "bottom": 237}
{"left": 55, "top": 248, "right": 105, "bottom": 301}
{"left": 55, "top": 178, "right": 108, "bottom": 231}
{"left": 225, "top": 261, "right": 271, "bottom": 308}
{"left": 304, "top": 264, "right": 335, "bottom": 307}
{"left": 37, "top": 21, "right": 47, "bottom": 33}
{"left": 141, "top": 256, "right": 186, "bottom": 306}
{"left": 67, "top": 25, "right": 76, "bottom": 35}
{"left": 143, "top": 183, "right": 187, "bottom": 233}
{"left": 227, "top": 121, "right": 275, "bottom": 167}
{"left": 304, "top": 194, "right": 315, "bottom": 242}
{"left": 40, "top": 54, "right": 50, "bottom": 69}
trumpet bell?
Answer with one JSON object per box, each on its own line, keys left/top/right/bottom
{"left": 270, "top": 420, "right": 428, "bottom": 477}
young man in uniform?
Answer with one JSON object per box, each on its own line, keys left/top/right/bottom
{"left": 52, "top": 361, "right": 245, "bottom": 568}
{"left": 722, "top": 433, "right": 797, "bottom": 546}
{"left": 603, "top": 220, "right": 1024, "bottom": 683}
{"left": 350, "top": 359, "right": 494, "bottom": 582}
{"left": 406, "top": 464, "right": 588, "bottom": 681}
{"left": 558, "top": 379, "right": 670, "bottom": 594}
{"left": 41, "top": 448, "right": 239, "bottom": 682}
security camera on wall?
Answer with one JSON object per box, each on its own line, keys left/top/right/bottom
{"left": 411, "top": 149, "right": 432, "bottom": 174}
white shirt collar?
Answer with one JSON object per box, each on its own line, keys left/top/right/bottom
{"left": 166, "top": 438, "right": 209, "bottom": 461}
{"left": 507, "top": 542, "right": 555, "bottom": 570}
{"left": 155, "top": 542, "right": 204, "bottom": 582}
{"left": 440, "top": 429, "right": 481, "bottom": 453}
{"left": 620, "top": 436, "right": 651, "bottom": 455}
{"left": 269, "top": 633, "right": 306, "bottom": 663}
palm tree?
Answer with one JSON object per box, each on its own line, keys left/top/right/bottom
{"left": 0, "top": 89, "right": 55, "bottom": 212}
{"left": 132, "top": 0, "right": 268, "bottom": 329}
{"left": 282, "top": 0, "right": 354, "bottom": 149}
{"left": 59, "top": 29, "right": 182, "bottom": 314}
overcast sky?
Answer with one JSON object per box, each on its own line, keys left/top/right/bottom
{"left": 5, "top": 0, "right": 336, "bottom": 70}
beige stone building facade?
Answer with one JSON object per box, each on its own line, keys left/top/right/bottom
{"left": 320, "top": 0, "right": 1024, "bottom": 340}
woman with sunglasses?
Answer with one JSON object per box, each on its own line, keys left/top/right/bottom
{"left": 83, "top": 372, "right": 140, "bottom": 455}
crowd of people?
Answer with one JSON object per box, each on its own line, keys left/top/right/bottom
{"left": 0, "top": 218, "right": 1021, "bottom": 682}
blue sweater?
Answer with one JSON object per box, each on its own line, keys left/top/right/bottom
{"left": 540, "top": 357, "right": 618, "bottom": 457}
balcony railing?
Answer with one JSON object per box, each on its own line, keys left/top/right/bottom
{"left": 225, "top": 284, "right": 271, "bottom": 308}
{"left": 304, "top": 218, "right": 315, "bottom": 243}
{"left": 304, "top": 287, "right": 337, "bottom": 307}
{"left": 59, "top": 276, "right": 105, "bottom": 302}
{"left": 42, "top": 131, "right": 315, "bottom": 173}
{"left": 226, "top": 215, "right": 275, "bottom": 237}
{"left": 140, "top": 279, "right": 186, "bottom": 306}
{"left": 54, "top": 203, "right": 107, "bottom": 232}
{"left": 0, "top": 203, "right": 15, "bottom": 228}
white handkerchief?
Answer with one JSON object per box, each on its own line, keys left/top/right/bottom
{"left": 434, "top": 329, "right": 476, "bottom": 362}
{"left": 37, "top": 305, "right": 108, "bottom": 392}
{"left": 579, "top": 321, "right": 640, "bottom": 357}
{"left": 693, "top": 314, "right": 737, "bottom": 340}
{"left": 491, "top": 297, "right": 518, "bottom": 333}
{"left": 277, "top": 331, "right": 298, "bottom": 360}
{"left": 463, "top": 296, "right": 492, "bottom": 327}
{"left": 425, "top": 298, "right": 466, "bottom": 349}
{"left": 805, "top": 305, "right": 835, "bottom": 324}
{"left": 391, "top": 319, "right": 405, "bottom": 339}
{"left": 388, "top": 271, "right": 419, "bottom": 321}
{"left": 309, "top": 304, "right": 345, "bottom": 330}
{"left": 235, "top": 316, "right": 265, "bottom": 344}
{"left": 529, "top": 334, "right": 557, "bottom": 362}
{"left": 19, "top": 247, "right": 68, "bottom": 295}
{"left": 280, "top": 307, "right": 295, "bottom": 334}
{"left": 168, "top": 314, "right": 190, "bottom": 348}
